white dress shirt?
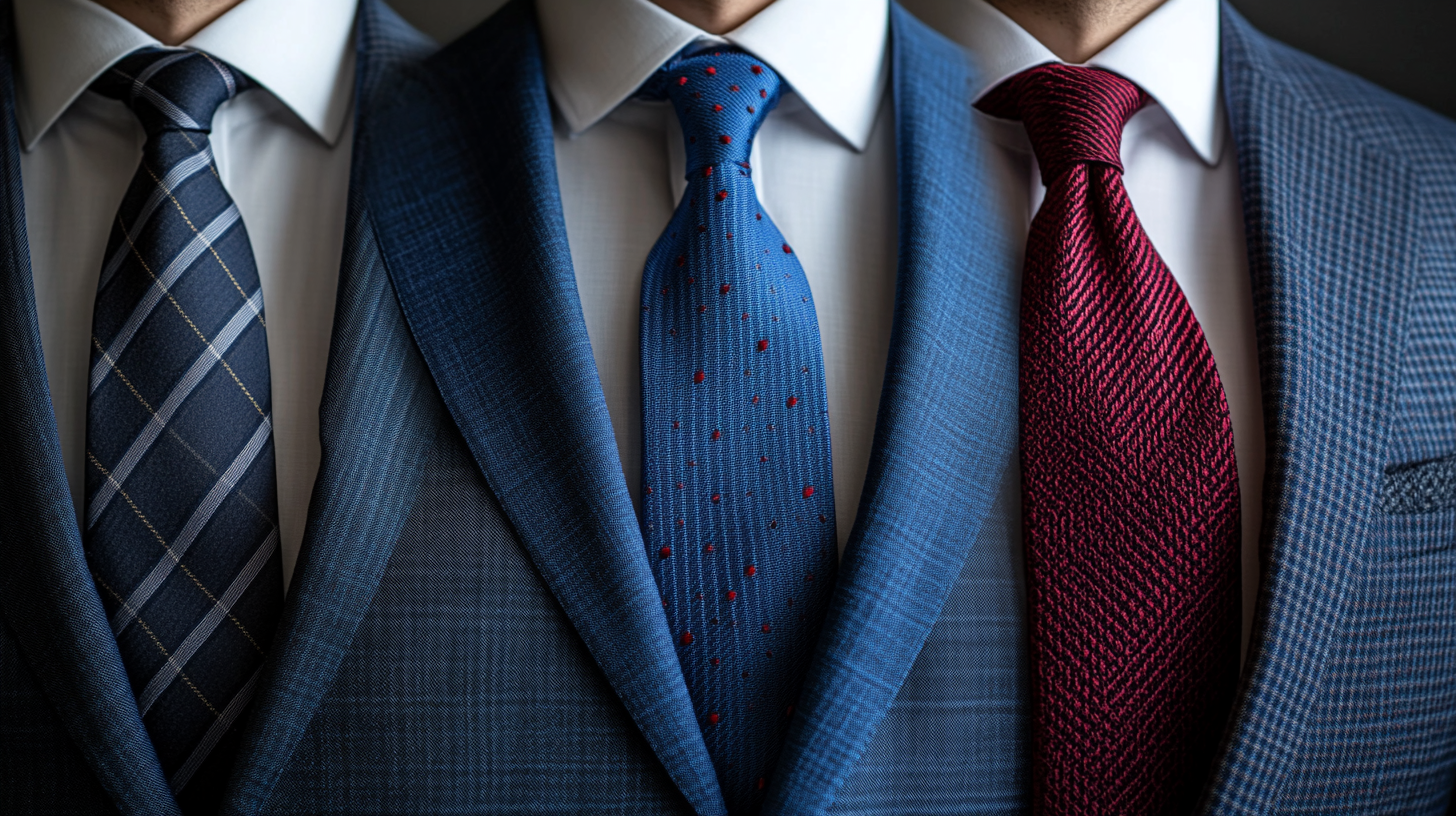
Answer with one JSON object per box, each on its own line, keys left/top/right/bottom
{"left": 904, "top": 0, "right": 1265, "bottom": 656}
{"left": 17, "top": 0, "right": 358, "bottom": 589}
{"left": 538, "top": 0, "right": 897, "bottom": 550}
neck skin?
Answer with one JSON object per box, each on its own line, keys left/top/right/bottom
{"left": 92, "top": 0, "right": 243, "bottom": 45}
{"left": 648, "top": 0, "right": 777, "bottom": 34}
{"left": 986, "top": 0, "right": 1167, "bottom": 63}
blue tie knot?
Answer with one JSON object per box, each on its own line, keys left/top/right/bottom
{"left": 92, "top": 47, "right": 252, "bottom": 136}
{"left": 643, "top": 48, "right": 784, "bottom": 175}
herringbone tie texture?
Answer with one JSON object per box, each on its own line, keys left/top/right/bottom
{"left": 638, "top": 48, "right": 838, "bottom": 815}
{"left": 84, "top": 48, "right": 283, "bottom": 811}
{"left": 979, "top": 65, "right": 1240, "bottom": 815}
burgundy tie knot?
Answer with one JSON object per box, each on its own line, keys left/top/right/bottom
{"left": 978, "top": 63, "right": 1148, "bottom": 184}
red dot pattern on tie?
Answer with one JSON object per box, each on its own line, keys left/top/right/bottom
{"left": 638, "top": 48, "right": 839, "bottom": 812}
{"left": 978, "top": 64, "right": 1240, "bottom": 816}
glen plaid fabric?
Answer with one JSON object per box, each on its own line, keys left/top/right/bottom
{"left": 1201, "top": 6, "right": 1456, "bottom": 812}
{"left": 638, "top": 49, "right": 838, "bottom": 813}
{"left": 979, "top": 65, "right": 1240, "bottom": 814}
{"left": 84, "top": 48, "right": 283, "bottom": 805}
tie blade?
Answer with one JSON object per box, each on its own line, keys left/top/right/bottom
{"left": 83, "top": 46, "right": 284, "bottom": 793}
{"left": 638, "top": 50, "right": 840, "bottom": 810}
{"left": 1002, "top": 64, "right": 1241, "bottom": 814}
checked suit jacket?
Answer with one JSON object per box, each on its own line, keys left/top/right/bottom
{"left": 4, "top": 0, "right": 1456, "bottom": 813}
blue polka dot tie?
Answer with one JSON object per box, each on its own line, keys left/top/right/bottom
{"left": 84, "top": 48, "right": 283, "bottom": 810}
{"left": 639, "top": 48, "right": 838, "bottom": 812}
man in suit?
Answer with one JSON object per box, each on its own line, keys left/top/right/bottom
{"left": 4, "top": 1, "right": 1456, "bottom": 816}
{"left": 896, "top": 0, "right": 1456, "bottom": 810}
{"left": 0, "top": 0, "right": 436, "bottom": 812}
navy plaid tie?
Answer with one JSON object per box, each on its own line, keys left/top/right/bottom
{"left": 84, "top": 48, "right": 283, "bottom": 807}
{"left": 639, "top": 49, "right": 838, "bottom": 813}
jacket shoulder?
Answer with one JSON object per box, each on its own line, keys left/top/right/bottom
{"left": 359, "top": 0, "right": 437, "bottom": 66}
{"left": 1222, "top": 4, "right": 1456, "bottom": 170}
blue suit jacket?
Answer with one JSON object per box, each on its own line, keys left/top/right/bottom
{"left": 4, "top": 1, "right": 1456, "bottom": 813}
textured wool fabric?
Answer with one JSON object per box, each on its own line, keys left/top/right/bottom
{"left": 1201, "top": 8, "right": 1456, "bottom": 812}
{"left": 638, "top": 49, "right": 839, "bottom": 813}
{"left": 980, "top": 64, "right": 1240, "bottom": 814}
{"left": 85, "top": 49, "right": 284, "bottom": 806}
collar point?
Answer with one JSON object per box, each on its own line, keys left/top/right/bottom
{"left": 1192, "top": 142, "right": 1221, "bottom": 167}
{"left": 15, "top": 108, "right": 42, "bottom": 154}
{"left": 841, "top": 130, "right": 873, "bottom": 155}
{"left": 553, "top": 102, "right": 601, "bottom": 141}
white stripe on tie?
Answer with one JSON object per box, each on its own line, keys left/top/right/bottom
{"left": 120, "top": 51, "right": 201, "bottom": 129}
{"left": 89, "top": 202, "right": 241, "bottom": 396}
{"left": 110, "top": 413, "right": 273, "bottom": 635}
{"left": 195, "top": 50, "right": 238, "bottom": 98}
{"left": 129, "top": 50, "right": 191, "bottom": 94}
{"left": 98, "top": 146, "right": 215, "bottom": 291}
{"left": 135, "top": 527, "right": 278, "bottom": 715}
{"left": 170, "top": 665, "right": 262, "bottom": 792}
{"left": 88, "top": 288, "right": 263, "bottom": 529}
{"left": 135, "top": 83, "right": 201, "bottom": 130}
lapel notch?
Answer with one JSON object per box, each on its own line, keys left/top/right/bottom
{"left": 765, "top": 6, "right": 1023, "bottom": 814}
{"left": 1201, "top": 5, "right": 1421, "bottom": 810}
{"left": 357, "top": 2, "right": 726, "bottom": 813}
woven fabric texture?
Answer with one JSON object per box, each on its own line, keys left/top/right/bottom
{"left": 1201, "top": 7, "right": 1456, "bottom": 813}
{"left": 980, "top": 64, "right": 1240, "bottom": 814}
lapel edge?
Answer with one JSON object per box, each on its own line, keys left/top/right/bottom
{"left": 1203, "top": 4, "right": 1421, "bottom": 809}
{"left": 221, "top": 2, "right": 442, "bottom": 811}
{"left": 0, "top": 0, "right": 178, "bottom": 811}
{"left": 765, "top": 5, "right": 1023, "bottom": 813}
{"left": 355, "top": 2, "right": 726, "bottom": 812}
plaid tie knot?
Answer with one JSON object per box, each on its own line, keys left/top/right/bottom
{"left": 92, "top": 47, "right": 252, "bottom": 136}
{"left": 978, "top": 64, "right": 1148, "bottom": 183}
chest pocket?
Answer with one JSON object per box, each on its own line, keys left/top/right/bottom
{"left": 1382, "top": 453, "right": 1456, "bottom": 514}
{"left": 1376, "top": 454, "right": 1456, "bottom": 563}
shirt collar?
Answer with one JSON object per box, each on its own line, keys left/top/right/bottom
{"left": 535, "top": 0, "right": 889, "bottom": 152}
{"left": 918, "top": 0, "right": 1223, "bottom": 165}
{"left": 13, "top": 0, "right": 358, "bottom": 152}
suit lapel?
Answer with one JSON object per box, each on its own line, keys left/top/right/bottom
{"left": 349, "top": 2, "right": 726, "bottom": 813}
{"left": 1201, "top": 5, "right": 1419, "bottom": 810}
{"left": 0, "top": 2, "right": 179, "bottom": 813}
{"left": 221, "top": 2, "right": 441, "bottom": 812}
{"left": 765, "top": 7, "right": 1023, "bottom": 814}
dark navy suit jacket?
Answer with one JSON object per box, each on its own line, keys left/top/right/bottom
{"left": 4, "top": 1, "right": 1456, "bottom": 813}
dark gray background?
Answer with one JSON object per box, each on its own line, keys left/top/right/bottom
{"left": 1228, "top": 0, "right": 1455, "bottom": 119}
{"left": 386, "top": 0, "right": 1456, "bottom": 120}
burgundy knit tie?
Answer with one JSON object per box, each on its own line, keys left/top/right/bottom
{"left": 979, "top": 65, "right": 1240, "bottom": 814}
